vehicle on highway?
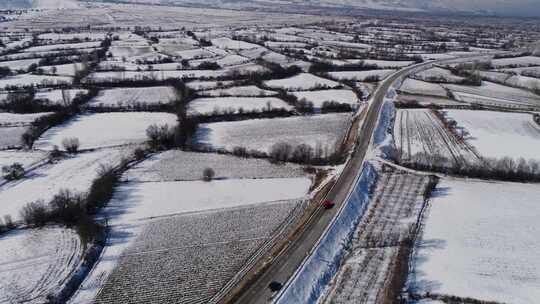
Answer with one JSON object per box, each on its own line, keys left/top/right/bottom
{"left": 322, "top": 199, "right": 335, "bottom": 209}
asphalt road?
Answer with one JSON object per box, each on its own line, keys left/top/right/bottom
{"left": 232, "top": 55, "right": 492, "bottom": 304}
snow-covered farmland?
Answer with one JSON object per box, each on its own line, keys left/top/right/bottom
{"left": 491, "top": 56, "right": 540, "bottom": 68}
{"left": 394, "top": 109, "right": 481, "bottom": 168}
{"left": 413, "top": 67, "right": 464, "bottom": 83}
{"left": 195, "top": 113, "right": 351, "bottom": 154}
{"left": 265, "top": 73, "right": 341, "bottom": 91}
{"left": 86, "top": 86, "right": 176, "bottom": 108}
{"left": 443, "top": 81, "right": 540, "bottom": 108}
{"left": 40, "top": 63, "right": 85, "bottom": 77}
{"left": 198, "top": 85, "right": 277, "bottom": 97}
{"left": 0, "top": 227, "right": 83, "bottom": 304}
{"left": 186, "top": 80, "right": 234, "bottom": 91}
{"left": 0, "top": 58, "right": 41, "bottom": 71}
{"left": 0, "top": 127, "right": 27, "bottom": 149}
{"left": 399, "top": 79, "right": 448, "bottom": 97}
{"left": 90, "top": 200, "right": 305, "bottom": 304}
{"left": 291, "top": 89, "right": 358, "bottom": 108}
{"left": 445, "top": 110, "right": 540, "bottom": 160}
{"left": 0, "top": 112, "right": 53, "bottom": 127}
{"left": 187, "top": 96, "right": 292, "bottom": 116}
{"left": 105, "top": 177, "right": 310, "bottom": 222}
{"left": 0, "top": 150, "right": 47, "bottom": 172}
{"left": 123, "top": 150, "right": 307, "bottom": 182}
{"left": 211, "top": 37, "right": 259, "bottom": 50}
{"left": 0, "top": 74, "right": 73, "bottom": 89}
{"left": 34, "top": 112, "right": 177, "bottom": 151}
{"left": 34, "top": 89, "right": 88, "bottom": 105}
{"left": 0, "top": 147, "right": 131, "bottom": 221}
{"left": 410, "top": 179, "right": 540, "bottom": 304}
{"left": 328, "top": 69, "right": 395, "bottom": 81}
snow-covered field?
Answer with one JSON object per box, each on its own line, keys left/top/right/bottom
{"left": 0, "top": 127, "right": 27, "bottom": 149}
{"left": 0, "top": 74, "right": 73, "bottom": 89}
{"left": 446, "top": 110, "right": 540, "bottom": 160}
{"left": 187, "top": 96, "right": 293, "bottom": 116}
{"left": 211, "top": 37, "right": 259, "bottom": 50}
{"left": 0, "top": 227, "right": 83, "bottom": 304}
{"left": 34, "top": 112, "right": 177, "bottom": 151}
{"left": 84, "top": 199, "right": 305, "bottom": 304}
{"left": 34, "top": 89, "right": 88, "bottom": 105}
{"left": 0, "top": 147, "right": 132, "bottom": 221}
{"left": 265, "top": 73, "right": 341, "bottom": 90}
{"left": 399, "top": 78, "right": 448, "bottom": 97}
{"left": 86, "top": 86, "right": 176, "bottom": 108}
{"left": 0, "top": 150, "right": 47, "bottom": 172}
{"left": 443, "top": 81, "right": 540, "bottom": 108}
{"left": 0, "top": 112, "right": 53, "bottom": 127}
{"left": 105, "top": 177, "right": 310, "bottom": 222}
{"left": 0, "top": 58, "right": 41, "bottom": 71}
{"left": 123, "top": 150, "right": 307, "bottom": 182}
{"left": 328, "top": 69, "right": 395, "bottom": 81}
{"left": 195, "top": 113, "right": 351, "bottom": 154}
{"left": 491, "top": 56, "right": 540, "bottom": 68}
{"left": 291, "top": 89, "right": 358, "bottom": 108}
{"left": 413, "top": 67, "right": 464, "bottom": 83}
{"left": 394, "top": 109, "right": 481, "bottom": 168}
{"left": 198, "top": 85, "right": 277, "bottom": 97}
{"left": 186, "top": 80, "right": 234, "bottom": 91}
{"left": 411, "top": 179, "right": 540, "bottom": 304}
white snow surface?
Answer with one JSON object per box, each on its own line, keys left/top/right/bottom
{"left": 195, "top": 113, "right": 351, "bottom": 154}
{"left": 34, "top": 112, "right": 177, "bottom": 151}
{"left": 399, "top": 78, "right": 447, "bottom": 97}
{"left": 0, "top": 227, "right": 83, "bottom": 304}
{"left": 187, "top": 96, "right": 293, "bottom": 116}
{"left": 265, "top": 73, "right": 341, "bottom": 90}
{"left": 446, "top": 110, "right": 540, "bottom": 160}
{"left": 87, "top": 86, "right": 176, "bottom": 108}
{"left": 0, "top": 147, "right": 131, "bottom": 221}
{"left": 411, "top": 179, "right": 540, "bottom": 304}
{"left": 291, "top": 89, "right": 358, "bottom": 108}
{"left": 328, "top": 69, "right": 395, "bottom": 81}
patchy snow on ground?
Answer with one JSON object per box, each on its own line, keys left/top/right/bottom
{"left": 291, "top": 89, "right": 358, "bottom": 108}
{"left": 411, "top": 179, "right": 540, "bottom": 304}
{"left": 328, "top": 69, "right": 395, "bottom": 81}
{"left": 34, "top": 112, "right": 177, "bottom": 151}
{"left": 123, "top": 150, "right": 307, "bottom": 182}
{"left": 445, "top": 110, "right": 540, "bottom": 160}
{"left": 0, "top": 112, "right": 53, "bottom": 127}
{"left": 195, "top": 113, "right": 351, "bottom": 154}
{"left": 0, "top": 227, "right": 83, "bottom": 304}
{"left": 265, "top": 73, "right": 341, "bottom": 91}
{"left": 0, "top": 147, "right": 131, "bottom": 221}
{"left": 87, "top": 86, "right": 176, "bottom": 108}
{"left": 199, "top": 85, "right": 277, "bottom": 97}
{"left": 187, "top": 96, "right": 292, "bottom": 116}
{"left": 399, "top": 78, "right": 448, "bottom": 97}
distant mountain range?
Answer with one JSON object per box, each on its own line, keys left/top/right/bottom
{"left": 1, "top": 0, "right": 539, "bottom": 17}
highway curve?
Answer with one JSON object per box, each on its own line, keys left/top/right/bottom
{"left": 232, "top": 55, "right": 491, "bottom": 304}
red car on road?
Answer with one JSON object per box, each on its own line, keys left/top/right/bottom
{"left": 322, "top": 199, "right": 335, "bottom": 209}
